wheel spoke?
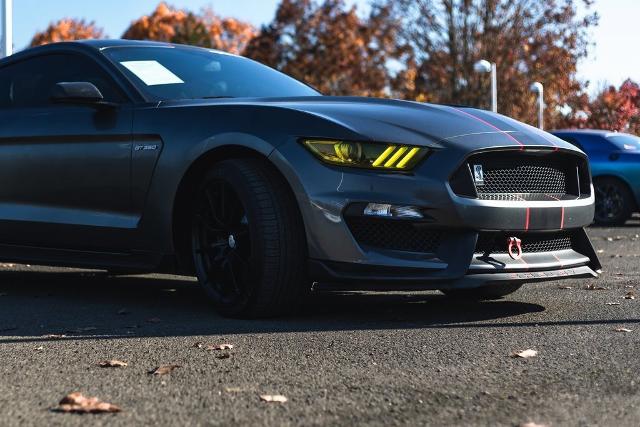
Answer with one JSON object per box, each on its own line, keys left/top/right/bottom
{"left": 192, "top": 177, "right": 251, "bottom": 303}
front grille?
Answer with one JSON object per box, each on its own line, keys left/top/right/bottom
{"left": 479, "top": 163, "right": 566, "bottom": 198}
{"left": 346, "top": 217, "right": 442, "bottom": 253}
{"left": 475, "top": 232, "right": 574, "bottom": 255}
{"left": 450, "top": 150, "right": 590, "bottom": 200}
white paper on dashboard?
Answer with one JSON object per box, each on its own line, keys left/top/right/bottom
{"left": 120, "top": 60, "right": 184, "bottom": 86}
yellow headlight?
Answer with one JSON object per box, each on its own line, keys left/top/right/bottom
{"left": 302, "top": 139, "right": 428, "bottom": 170}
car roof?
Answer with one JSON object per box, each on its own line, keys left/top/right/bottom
{"left": 0, "top": 39, "right": 229, "bottom": 67}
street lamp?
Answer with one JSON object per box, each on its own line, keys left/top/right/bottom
{"left": 474, "top": 59, "right": 497, "bottom": 113}
{"left": 1, "top": 0, "right": 12, "bottom": 58}
{"left": 530, "top": 81, "right": 544, "bottom": 130}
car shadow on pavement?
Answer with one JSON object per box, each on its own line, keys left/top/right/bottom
{"left": 0, "top": 269, "right": 633, "bottom": 343}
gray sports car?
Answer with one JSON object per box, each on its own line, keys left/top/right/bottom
{"left": 0, "top": 40, "right": 600, "bottom": 317}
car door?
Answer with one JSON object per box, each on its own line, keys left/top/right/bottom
{"left": 0, "top": 52, "right": 135, "bottom": 251}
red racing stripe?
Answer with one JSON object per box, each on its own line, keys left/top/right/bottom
{"left": 449, "top": 107, "right": 525, "bottom": 150}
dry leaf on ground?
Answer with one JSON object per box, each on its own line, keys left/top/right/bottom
{"left": 260, "top": 394, "right": 288, "bottom": 403}
{"left": 606, "top": 302, "right": 621, "bottom": 306}
{"left": 614, "top": 327, "right": 632, "bottom": 333}
{"left": 148, "top": 364, "right": 181, "bottom": 375}
{"left": 206, "top": 344, "right": 234, "bottom": 351}
{"left": 35, "top": 346, "right": 44, "bottom": 352}
{"left": 53, "top": 392, "right": 121, "bottom": 414}
{"left": 624, "top": 291, "right": 636, "bottom": 300}
{"left": 585, "top": 284, "right": 608, "bottom": 290}
{"left": 511, "top": 349, "right": 538, "bottom": 359}
{"left": 99, "top": 360, "right": 128, "bottom": 368}
{"left": 557, "top": 286, "right": 572, "bottom": 290}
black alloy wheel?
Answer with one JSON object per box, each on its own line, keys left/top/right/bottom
{"left": 594, "top": 177, "right": 634, "bottom": 226}
{"left": 191, "top": 158, "right": 307, "bottom": 318}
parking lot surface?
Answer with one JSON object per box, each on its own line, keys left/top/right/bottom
{"left": 0, "top": 220, "right": 639, "bottom": 426}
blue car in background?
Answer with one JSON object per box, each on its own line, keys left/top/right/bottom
{"left": 552, "top": 130, "right": 640, "bottom": 226}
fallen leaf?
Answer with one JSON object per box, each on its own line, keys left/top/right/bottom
{"left": 511, "top": 349, "right": 538, "bottom": 359}
{"left": 260, "top": 394, "right": 288, "bottom": 403}
{"left": 624, "top": 291, "right": 636, "bottom": 300}
{"left": 42, "top": 334, "right": 67, "bottom": 339}
{"left": 146, "top": 318, "right": 161, "bottom": 323}
{"left": 148, "top": 364, "right": 181, "bottom": 376}
{"left": 557, "top": 286, "right": 572, "bottom": 290}
{"left": 99, "top": 360, "right": 128, "bottom": 368}
{"left": 585, "top": 284, "right": 608, "bottom": 291}
{"left": 54, "top": 392, "right": 121, "bottom": 414}
{"left": 614, "top": 327, "right": 632, "bottom": 333}
{"left": 606, "top": 302, "right": 621, "bottom": 306}
{"left": 206, "top": 344, "right": 234, "bottom": 351}
{"left": 35, "top": 346, "right": 44, "bottom": 352}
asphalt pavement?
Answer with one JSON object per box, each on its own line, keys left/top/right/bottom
{"left": 1, "top": 220, "right": 639, "bottom": 426}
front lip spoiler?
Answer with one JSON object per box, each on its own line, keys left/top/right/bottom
{"left": 309, "top": 259, "right": 597, "bottom": 291}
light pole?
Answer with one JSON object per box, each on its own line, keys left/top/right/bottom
{"left": 1, "top": 0, "right": 12, "bottom": 58}
{"left": 474, "top": 59, "right": 497, "bottom": 113}
{"left": 530, "top": 81, "right": 544, "bottom": 130}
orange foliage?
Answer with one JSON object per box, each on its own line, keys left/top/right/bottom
{"left": 30, "top": 19, "right": 104, "bottom": 47}
{"left": 122, "top": 2, "right": 256, "bottom": 54}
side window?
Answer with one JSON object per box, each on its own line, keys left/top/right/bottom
{"left": 0, "top": 53, "right": 125, "bottom": 108}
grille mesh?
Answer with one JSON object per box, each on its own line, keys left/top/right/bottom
{"left": 476, "top": 232, "right": 574, "bottom": 255}
{"left": 478, "top": 164, "right": 567, "bottom": 197}
{"left": 346, "top": 217, "right": 442, "bottom": 253}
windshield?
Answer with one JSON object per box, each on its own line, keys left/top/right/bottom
{"left": 607, "top": 133, "right": 640, "bottom": 151}
{"left": 103, "top": 46, "right": 320, "bottom": 101}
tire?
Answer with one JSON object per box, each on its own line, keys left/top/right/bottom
{"left": 594, "top": 177, "right": 634, "bottom": 226}
{"left": 440, "top": 283, "right": 523, "bottom": 300}
{"left": 190, "top": 158, "right": 307, "bottom": 318}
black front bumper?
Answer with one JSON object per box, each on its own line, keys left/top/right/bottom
{"left": 309, "top": 227, "right": 600, "bottom": 291}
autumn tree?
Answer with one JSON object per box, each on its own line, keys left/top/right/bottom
{"left": 561, "top": 79, "right": 640, "bottom": 133}
{"left": 385, "top": 0, "right": 598, "bottom": 127}
{"left": 30, "top": 19, "right": 104, "bottom": 46}
{"left": 244, "top": 0, "right": 400, "bottom": 97}
{"left": 122, "top": 2, "right": 256, "bottom": 54}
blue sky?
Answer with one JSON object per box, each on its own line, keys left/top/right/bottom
{"left": 7, "top": 0, "right": 639, "bottom": 90}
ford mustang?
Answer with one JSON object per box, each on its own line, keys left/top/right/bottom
{"left": 0, "top": 40, "right": 601, "bottom": 317}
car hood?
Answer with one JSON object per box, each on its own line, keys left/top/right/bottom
{"left": 162, "top": 96, "right": 579, "bottom": 153}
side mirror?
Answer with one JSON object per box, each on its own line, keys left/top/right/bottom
{"left": 50, "top": 82, "right": 113, "bottom": 107}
